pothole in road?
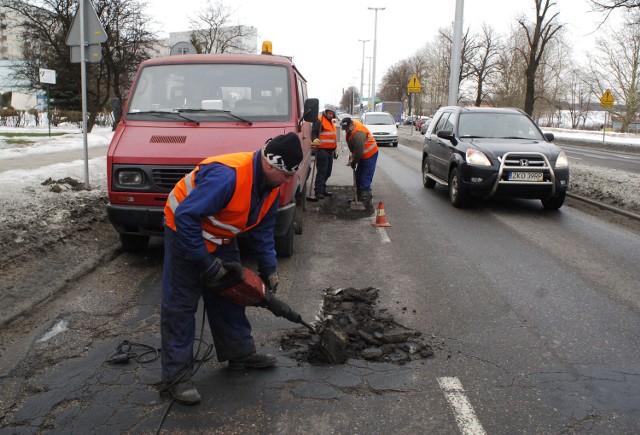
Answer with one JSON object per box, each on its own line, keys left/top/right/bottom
{"left": 280, "top": 287, "right": 435, "bottom": 365}
{"left": 307, "top": 186, "right": 375, "bottom": 219}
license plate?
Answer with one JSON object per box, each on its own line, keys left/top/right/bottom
{"left": 508, "top": 171, "right": 543, "bottom": 181}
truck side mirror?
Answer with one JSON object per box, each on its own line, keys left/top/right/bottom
{"left": 299, "top": 98, "right": 319, "bottom": 131}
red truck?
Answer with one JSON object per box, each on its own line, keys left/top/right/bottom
{"left": 107, "top": 42, "right": 318, "bottom": 256}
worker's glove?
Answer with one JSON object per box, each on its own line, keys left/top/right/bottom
{"left": 350, "top": 161, "right": 357, "bottom": 170}
{"left": 333, "top": 150, "right": 339, "bottom": 159}
{"left": 199, "top": 256, "right": 227, "bottom": 288}
{"left": 267, "top": 272, "right": 279, "bottom": 294}
{"left": 201, "top": 258, "right": 244, "bottom": 292}
{"left": 312, "top": 138, "right": 322, "bottom": 147}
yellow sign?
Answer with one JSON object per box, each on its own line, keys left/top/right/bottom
{"left": 600, "top": 89, "right": 614, "bottom": 107}
{"left": 408, "top": 74, "right": 421, "bottom": 93}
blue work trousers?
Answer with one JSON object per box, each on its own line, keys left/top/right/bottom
{"left": 314, "top": 148, "right": 334, "bottom": 195}
{"left": 355, "top": 151, "right": 378, "bottom": 191}
{"left": 161, "top": 226, "right": 256, "bottom": 384}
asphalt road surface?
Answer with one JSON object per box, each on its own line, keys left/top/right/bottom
{"left": 1, "top": 141, "right": 639, "bottom": 433}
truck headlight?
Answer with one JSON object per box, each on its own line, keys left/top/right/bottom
{"left": 466, "top": 149, "right": 491, "bottom": 166}
{"left": 117, "top": 169, "right": 144, "bottom": 186}
{"left": 555, "top": 151, "right": 569, "bottom": 168}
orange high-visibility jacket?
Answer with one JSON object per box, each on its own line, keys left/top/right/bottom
{"left": 317, "top": 115, "right": 337, "bottom": 149}
{"left": 165, "top": 152, "right": 279, "bottom": 253}
{"left": 348, "top": 120, "right": 378, "bottom": 159}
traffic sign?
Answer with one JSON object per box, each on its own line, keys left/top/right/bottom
{"left": 39, "top": 68, "right": 56, "bottom": 85}
{"left": 65, "top": 0, "right": 107, "bottom": 46}
{"left": 408, "top": 74, "right": 421, "bottom": 93}
{"left": 600, "top": 89, "right": 614, "bottom": 107}
{"left": 70, "top": 44, "right": 103, "bottom": 63}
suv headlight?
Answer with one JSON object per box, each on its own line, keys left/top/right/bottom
{"left": 466, "top": 149, "right": 491, "bottom": 166}
{"left": 555, "top": 151, "right": 569, "bottom": 168}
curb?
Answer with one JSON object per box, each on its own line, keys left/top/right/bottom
{"left": 567, "top": 192, "right": 640, "bottom": 221}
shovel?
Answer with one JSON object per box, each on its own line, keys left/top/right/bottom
{"left": 350, "top": 167, "right": 365, "bottom": 210}
{"left": 306, "top": 144, "right": 318, "bottom": 201}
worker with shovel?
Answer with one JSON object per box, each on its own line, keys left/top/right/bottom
{"left": 309, "top": 108, "right": 338, "bottom": 200}
{"left": 161, "top": 133, "right": 303, "bottom": 405}
{"left": 340, "top": 117, "right": 378, "bottom": 209}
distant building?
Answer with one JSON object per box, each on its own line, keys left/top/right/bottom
{"left": 162, "top": 26, "right": 258, "bottom": 56}
{"left": 0, "top": 7, "right": 22, "bottom": 61}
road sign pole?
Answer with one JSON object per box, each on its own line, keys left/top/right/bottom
{"left": 47, "top": 84, "right": 51, "bottom": 137}
{"left": 603, "top": 110, "right": 607, "bottom": 144}
{"left": 80, "top": 0, "right": 90, "bottom": 190}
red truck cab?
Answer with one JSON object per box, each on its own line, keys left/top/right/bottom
{"left": 107, "top": 43, "right": 318, "bottom": 256}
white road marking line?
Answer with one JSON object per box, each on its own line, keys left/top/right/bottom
{"left": 377, "top": 226, "right": 391, "bottom": 243}
{"left": 438, "top": 377, "right": 487, "bottom": 435}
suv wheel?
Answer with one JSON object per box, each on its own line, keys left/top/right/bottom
{"left": 422, "top": 158, "right": 436, "bottom": 189}
{"left": 541, "top": 191, "right": 566, "bottom": 210}
{"left": 449, "top": 166, "right": 469, "bottom": 207}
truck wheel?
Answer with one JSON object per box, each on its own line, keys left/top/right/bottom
{"left": 294, "top": 192, "right": 304, "bottom": 235}
{"left": 275, "top": 220, "right": 294, "bottom": 257}
{"left": 119, "top": 234, "right": 149, "bottom": 253}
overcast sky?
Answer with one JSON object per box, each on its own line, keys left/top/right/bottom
{"left": 146, "top": 0, "right": 615, "bottom": 108}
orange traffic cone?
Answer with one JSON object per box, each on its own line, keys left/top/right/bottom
{"left": 372, "top": 202, "right": 391, "bottom": 227}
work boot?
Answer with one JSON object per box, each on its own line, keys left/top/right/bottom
{"left": 228, "top": 353, "right": 276, "bottom": 370}
{"left": 169, "top": 381, "right": 201, "bottom": 405}
{"left": 323, "top": 191, "right": 333, "bottom": 197}
{"left": 315, "top": 193, "right": 325, "bottom": 200}
{"left": 360, "top": 191, "right": 373, "bottom": 209}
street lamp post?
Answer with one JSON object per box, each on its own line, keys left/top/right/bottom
{"left": 448, "top": 0, "right": 464, "bottom": 106}
{"left": 366, "top": 56, "right": 372, "bottom": 110}
{"left": 368, "top": 7, "right": 384, "bottom": 111}
{"left": 358, "top": 39, "right": 369, "bottom": 114}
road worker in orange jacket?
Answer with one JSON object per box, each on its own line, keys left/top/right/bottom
{"left": 340, "top": 116, "right": 378, "bottom": 208}
{"left": 161, "top": 132, "right": 303, "bottom": 405}
{"left": 310, "top": 108, "right": 338, "bottom": 199}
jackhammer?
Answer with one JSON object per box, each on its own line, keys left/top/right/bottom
{"left": 215, "top": 265, "right": 315, "bottom": 333}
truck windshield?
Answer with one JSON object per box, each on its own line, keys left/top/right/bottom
{"left": 126, "top": 63, "right": 291, "bottom": 122}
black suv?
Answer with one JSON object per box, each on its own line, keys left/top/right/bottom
{"left": 422, "top": 106, "right": 569, "bottom": 209}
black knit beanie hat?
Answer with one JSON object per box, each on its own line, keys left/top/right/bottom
{"left": 262, "top": 132, "right": 303, "bottom": 173}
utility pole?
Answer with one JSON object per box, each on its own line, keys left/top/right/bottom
{"left": 368, "top": 7, "right": 384, "bottom": 111}
{"left": 448, "top": 0, "right": 464, "bottom": 106}
{"left": 358, "top": 39, "right": 369, "bottom": 114}
{"left": 366, "top": 56, "right": 372, "bottom": 111}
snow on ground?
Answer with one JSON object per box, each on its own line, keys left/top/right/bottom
{"left": 0, "top": 124, "right": 639, "bottom": 218}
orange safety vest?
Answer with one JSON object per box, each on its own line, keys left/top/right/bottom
{"left": 348, "top": 120, "right": 378, "bottom": 159}
{"left": 164, "top": 152, "right": 279, "bottom": 253}
{"left": 317, "top": 114, "right": 337, "bottom": 149}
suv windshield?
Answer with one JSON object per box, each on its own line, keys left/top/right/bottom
{"left": 364, "top": 113, "right": 395, "bottom": 125}
{"left": 458, "top": 112, "right": 544, "bottom": 140}
{"left": 126, "top": 63, "right": 291, "bottom": 122}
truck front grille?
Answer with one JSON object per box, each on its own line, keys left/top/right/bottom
{"left": 151, "top": 167, "right": 194, "bottom": 190}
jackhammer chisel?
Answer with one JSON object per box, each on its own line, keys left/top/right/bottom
{"left": 214, "top": 265, "right": 316, "bottom": 333}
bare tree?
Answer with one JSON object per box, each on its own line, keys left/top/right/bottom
{"left": 516, "top": 0, "right": 564, "bottom": 116}
{"left": 565, "top": 67, "right": 594, "bottom": 129}
{"left": 189, "top": 0, "right": 255, "bottom": 54}
{"left": 378, "top": 62, "right": 408, "bottom": 102}
{"left": 4, "top": 0, "right": 157, "bottom": 130}
{"left": 489, "top": 24, "right": 528, "bottom": 108}
{"left": 588, "top": 11, "right": 640, "bottom": 132}
{"left": 468, "top": 24, "right": 501, "bottom": 106}
{"left": 590, "top": 0, "right": 640, "bottom": 23}
{"left": 340, "top": 86, "right": 358, "bottom": 114}
{"left": 438, "top": 25, "right": 476, "bottom": 104}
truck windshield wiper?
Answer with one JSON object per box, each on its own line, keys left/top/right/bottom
{"left": 128, "top": 110, "right": 199, "bottom": 125}
{"left": 177, "top": 109, "right": 253, "bottom": 125}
